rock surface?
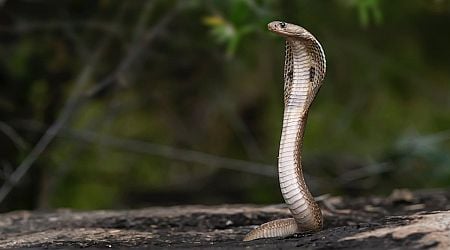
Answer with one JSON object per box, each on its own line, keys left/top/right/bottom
{"left": 0, "top": 189, "right": 449, "bottom": 249}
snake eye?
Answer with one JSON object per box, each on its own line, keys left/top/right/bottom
{"left": 279, "top": 22, "right": 286, "bottom": 28}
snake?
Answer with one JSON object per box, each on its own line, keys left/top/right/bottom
{"left": 243, "top": 21, "right": 326, "bottom": 241}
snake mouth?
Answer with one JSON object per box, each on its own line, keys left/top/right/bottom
{"left": 267, "top": 21, "right": 288, "bottom": 35}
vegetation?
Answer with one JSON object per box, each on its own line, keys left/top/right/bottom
{"left": 0, "top": 0, "right": 449, "bottom": 211}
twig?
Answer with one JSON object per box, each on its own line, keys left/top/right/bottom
{"left": 86, "top": 2, "right": 180, "bottom": 97}
{"left": 0, "top": 21, "right": 122, "bottom": 37}
{"left": 0, "top": 121, "right": 28, "bottom": 150}
{"left": 14, "top": 120, "right": 277, "bottom": 177}
{"left": 74, "top": 129, "right": 276, "bottom": 177}
{"left": 338, "top": 161, "right": 391, "bottom": 183}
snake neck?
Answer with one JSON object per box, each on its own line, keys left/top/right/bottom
{"left": 278, "top": 39, "right": 323, "bottom": 231}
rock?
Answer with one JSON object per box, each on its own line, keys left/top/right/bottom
{"left": 0, "top": 189, "right": 449, "bottom": 249}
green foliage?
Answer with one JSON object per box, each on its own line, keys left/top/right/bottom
{"left": 203, "top": 0, "right": 272, "bottom": 57}
{"left": 341, "top": 0, "right": 383, "bottom": 27}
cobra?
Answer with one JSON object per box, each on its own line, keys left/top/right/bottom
{"left": 244, "top": 21, "right": 326, "bottom": 241}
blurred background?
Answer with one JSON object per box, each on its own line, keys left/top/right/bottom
{"left": 0, "top": 0, "right": 449, "bottom": 212}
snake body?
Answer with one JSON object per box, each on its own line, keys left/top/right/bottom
{"left": 243, "top": 21, "right": 326, "bottom": 241}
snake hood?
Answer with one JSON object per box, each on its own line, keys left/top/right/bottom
{"left": 269, "top": 21, "right": 327, "bottom": 87}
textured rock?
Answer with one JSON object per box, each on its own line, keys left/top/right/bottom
{"left": 0, "top": 189, "right": 449, "bottom": 249}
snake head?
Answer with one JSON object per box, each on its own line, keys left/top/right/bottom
{"left": 267, "top": 21, "right": 310, "bottom": 38}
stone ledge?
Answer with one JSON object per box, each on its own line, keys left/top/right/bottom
{"left": 0, "top": 189, "right": 449, "bottom": 249}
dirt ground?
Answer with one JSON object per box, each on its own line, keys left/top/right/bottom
{"left": 0, "top": 188, "right": 449, "bottom": 249}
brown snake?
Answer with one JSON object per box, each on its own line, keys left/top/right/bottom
{"left": 243, "top": 21, "right": 326, "bottom": 241}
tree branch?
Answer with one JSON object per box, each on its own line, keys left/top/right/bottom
{"left": 13, "top": 120, "right": 277, "bottom": 177}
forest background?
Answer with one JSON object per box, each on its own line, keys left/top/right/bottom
{"left": 0, "top": 0, "right": 449, "bottom": 212}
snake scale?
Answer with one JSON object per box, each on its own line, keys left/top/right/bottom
{"left": 243, "top": 21, "right": 326, "bottom": 241}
